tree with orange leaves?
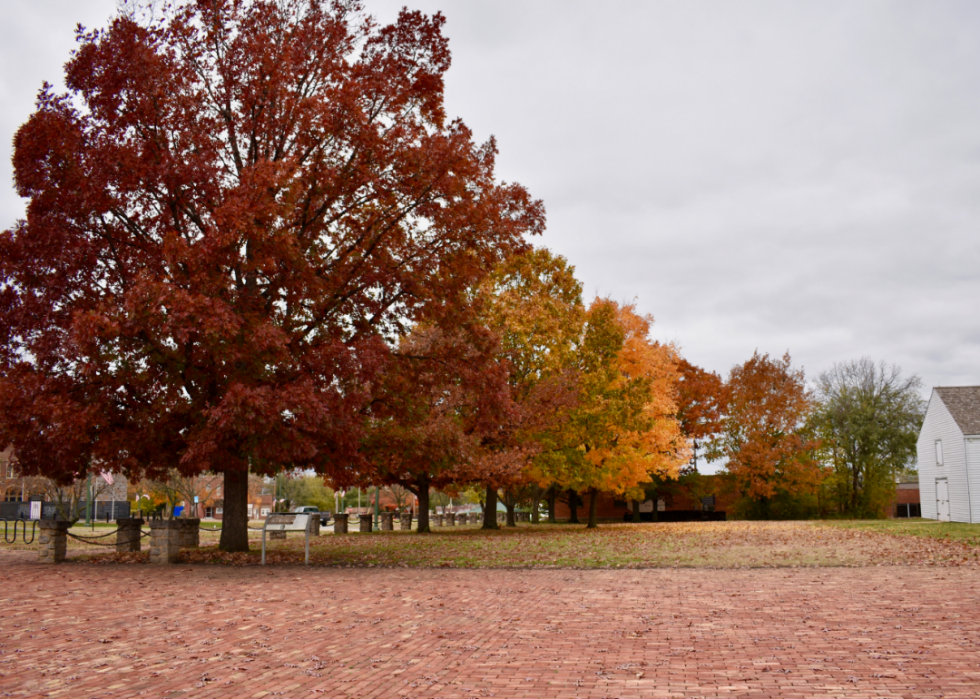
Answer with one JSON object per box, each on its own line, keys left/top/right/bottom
{"left": 548, "top": 299, "right": 689, "bottom": 528}
{"left": 675, "top": 358, "right": 728, "bottom": 472}
{"left": 718, "top": 351, "right": 823, "bottom": 518}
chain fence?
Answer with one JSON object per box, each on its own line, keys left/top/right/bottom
{"left": 66, "top": 529, "right": 121, "bottom": 547}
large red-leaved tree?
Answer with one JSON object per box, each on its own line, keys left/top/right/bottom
{"left": 0, "top": 0, "right": 543, "bottom": 550}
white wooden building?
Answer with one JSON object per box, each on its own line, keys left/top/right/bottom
{"left": 917, "top": 386, "right": 980, "bottom": 522}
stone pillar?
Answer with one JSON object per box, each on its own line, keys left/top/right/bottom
{"left": 446, "top": 512, "right": 456, "bottom": 527}
{"left": 333, "top": 513, "right": 349, "bottom": 534}
{"left": 115, "top": 518, "right": 144, "bottom": 553}
{"left": 380, "top": 512, "right": 394, "bottom": 531}
{"left": 399, "top": 512, "right": 413, "bottom": 530}
{"left": 150, "top": 520, "right": 180, "bottom": 564}
{"left": 358, "top": 513, "right": 373, "bottom": 533}
{"left": 309, "top": 516, "right": 321, "bottom": 537}
{"left": 497, "top": 512, "right": 506, "bottom": 524}
{"left": 177, "top": 518, "right": 200, "bottom": 548}
{"left": 38, "top": 521, "right": 71, "bottom": 563}
{"left": 435, "top": 513, "right": 444, "bottom": 527}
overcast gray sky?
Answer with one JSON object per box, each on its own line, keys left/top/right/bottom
{"left": 3, "top": 1, "right": 979, "bottom": 402}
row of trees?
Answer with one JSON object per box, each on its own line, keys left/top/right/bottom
{"left": 0, "top": 1, "right": 692, "bottom": 549}
{"left": 0, "top": 1, "right": 923, "bottom": 552}
{"left": 674, "top": 354, "right": 923, "bottom": 519}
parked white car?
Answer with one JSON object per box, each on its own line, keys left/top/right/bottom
{"left": 290, "top": 506, "right": 330, "bottom": 525}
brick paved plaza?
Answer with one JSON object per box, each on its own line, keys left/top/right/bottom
{"left": 2, "top": 552, "right": 979, "bottom": 698}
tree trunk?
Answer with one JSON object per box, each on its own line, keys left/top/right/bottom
{"left": 851, "top": 463, "right": 860, "bottom": 515}
{"left": 632, "top": 499, "right": 642, "bottom": 523}
{"left": 219, "top": 469, "right": 250, "bottom": 552}
{"left": 416, "top": 483, "right": 430, "bottom": 533}
{"left": 482, "top": 484, "right": 499, "bottom": 530}
{"left": 651, "top": 495, "right": 659, "bottom": 522}
{"left": 567, "top": 488, "right": 579, "bottom": 523}
{"left": 547, "top": 485, "right": 557, "bottom": 524}
{"left": 587, "top": 487, "right": 599, "bottom": 529}
{"left": 506, "top": 500, "right": 516, "bottom": 527}
{"left": 530, "top": 485, "right": 543, "bottom": 524}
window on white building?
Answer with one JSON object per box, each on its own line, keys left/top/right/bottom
{"left": 936, "top": 440, "right": 944, "bottom": 467}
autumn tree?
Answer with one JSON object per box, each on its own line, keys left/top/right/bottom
{"left": 146, "top": 470, "right": 222, "bottom": 518}
{"left": 675, "top": 358, "right": 727, "bottom": 472}
{"left": 543, "top": 299, "right": 688, "bottom": 528}
{"left": 360, "top": 324, "right": 515, "bottom": 533}
{"left": 475, "top": 248, "right": 584, "bottom": 528}
{"left": 623, "top": 357, "right": 730, "bottom": 522}
{"left": 0, "top": 1, "right": 543, "bottom": 550}
{"left": 380, "top": 484, "right": 415, "bottom": 513}
{"left": 718, "top": 351, "right": 823, "bottom": 518}
{"left": 813, "top": 358, "right": 924, "bottom": 517}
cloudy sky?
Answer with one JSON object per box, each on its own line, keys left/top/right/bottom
{"left": 3, "top": 1, "right": 979, "bottom": 400}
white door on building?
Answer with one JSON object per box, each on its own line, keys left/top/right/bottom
{"left": 936, "top": 478, "right": 950, "bottom": 522}
{"left": 968, "top": 439, "right": 980, "bottom": 524}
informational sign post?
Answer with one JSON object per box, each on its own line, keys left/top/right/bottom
{"left": 261, "top": 513, "right": 313, "bottom": 565}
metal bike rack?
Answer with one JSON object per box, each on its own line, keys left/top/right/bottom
{"left": 1, "top": 518, "right": 38, "bottom": 545}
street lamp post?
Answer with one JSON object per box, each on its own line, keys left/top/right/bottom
{"left": 86, "top": 473, "right": 93, "bottom": 527}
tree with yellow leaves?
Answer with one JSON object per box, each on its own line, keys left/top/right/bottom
{"left": 475, "top": 248, "right": 585, "bottom": 528}
{"left": 545, "top": 299, "right": 689, "bottom": 528}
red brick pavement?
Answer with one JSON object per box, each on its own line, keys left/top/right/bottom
{"left": 1, "top": 552, "right": 979, "bottom": 698}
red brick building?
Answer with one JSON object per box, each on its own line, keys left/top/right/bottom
{"left": 890, "top": 482, "right": 921, "bottom": 518}
{"left": 553, "top": 475, "right": 738, "bottom": 521}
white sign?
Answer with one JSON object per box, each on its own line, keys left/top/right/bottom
{"left": 29, "top": 501, "right": 41, "bottom": 520}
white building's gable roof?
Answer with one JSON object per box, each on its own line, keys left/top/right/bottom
{"left": 934, "top": 387, "right": 980, "bottom": 436}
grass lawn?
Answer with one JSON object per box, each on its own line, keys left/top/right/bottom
{"left": 7, "top": 519, "right": 980, "bottom": 568}
{"left": 63, "top": 519, "right": 980, "bottom": 568}
{"left": 821, "top": 517, "right": 980, "bottom": 544}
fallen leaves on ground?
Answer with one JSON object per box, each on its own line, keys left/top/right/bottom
{"left": 79, "top": 521, "right": 980, "bottom": 568}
